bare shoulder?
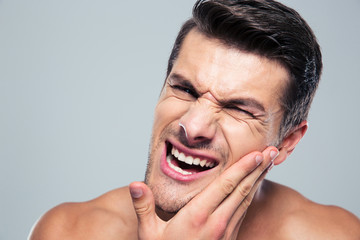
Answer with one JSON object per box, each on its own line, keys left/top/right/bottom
{"left": 28, "top": 187, "right": 138, "bottom": 240}
{"left": 264, "top": 181, "right": 360, "bottom": 240}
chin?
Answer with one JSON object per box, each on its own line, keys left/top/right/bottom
{"left": 147, "top": 174, "right": 196, "bottom": 213}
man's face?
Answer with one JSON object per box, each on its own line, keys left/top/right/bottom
{"left": 145, "top": 29, "right": 289, "bottom": 213}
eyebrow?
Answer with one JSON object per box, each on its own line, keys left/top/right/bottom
{"left": 168, "top": 73, "right": 195, "bottom": 89}
{"left": 168, "top": 73, "right": 200, "bottom": 97}
{"left": 220, "top": 98, "right": 266, "bottom": 113}
{"left": 168, "top": 72, "right": 266, "bottom": 113}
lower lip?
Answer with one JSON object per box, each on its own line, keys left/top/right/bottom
{"left": 160, "top": 144, "right": 215, "bottom": 182}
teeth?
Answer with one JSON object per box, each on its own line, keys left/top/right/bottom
{"left": 170, "top": 146, "right": 216, "bottom": 169}
{"left": 178, "top": 152, "right": 185, "bottom": 161}
{"left": 167, "top": 155, "right": 193, "bottom": 175}
{"left": 185, "top": 156, "right": 193, "bottom": 165}
{"left": 193, "top": 157, "right": 200, "bottom": 165}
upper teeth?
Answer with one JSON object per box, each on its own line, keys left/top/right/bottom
{"left": 171, "top": 146, "right": 215, "bottom": 168}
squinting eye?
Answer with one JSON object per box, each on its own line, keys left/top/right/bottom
{"left": 225, "top": 106, "right": 255, "bottom": 118}
{"left": 176, "top": 86, "right": 191, "bottom": 94}
{"left": 170, "top": 85, "right": 198, "bottom": 98}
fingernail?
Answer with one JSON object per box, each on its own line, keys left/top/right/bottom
{"left": 255, "top": 154, "right": 264, "bottom": 165}
{"left": 267, "top": 162, "right": 274, "bottom": 172}
{"left": 130, "top": 187, "right": 143, "bottom": 199}
{"left": 270, "top": 150, "right": 279, "bottom": 160}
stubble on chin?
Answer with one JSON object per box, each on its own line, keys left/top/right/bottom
{"left": 151, "top": 180, "right": 194, "bottom": 214}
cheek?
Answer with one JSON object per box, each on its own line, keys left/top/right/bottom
{"left": 153, "top": 97, "right": 190, "bottom": 134}
{"left": 220, "top": 117, "right": 268, "bottom": 163}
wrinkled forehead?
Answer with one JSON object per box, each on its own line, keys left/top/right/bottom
{"left": 169, "top": 30, "right": 290, "bottom": 111}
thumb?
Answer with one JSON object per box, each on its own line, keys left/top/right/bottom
{"left": 129, "top": 182, "right": 158, "bottom": 236}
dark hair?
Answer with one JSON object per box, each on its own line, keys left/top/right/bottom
{"left": 166, "top": 0, "right": 322, "bottom": 141}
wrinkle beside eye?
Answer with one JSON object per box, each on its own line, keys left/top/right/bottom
{"left": 229, "top": 114, "right": 270, "bottom": 138}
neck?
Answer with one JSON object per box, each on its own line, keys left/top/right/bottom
{"left": 155, "top": 206, "right": 177, "bottom": 221}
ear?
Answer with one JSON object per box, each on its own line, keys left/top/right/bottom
{"left": 274, "top": 120, "right": 308, "bottom": 165}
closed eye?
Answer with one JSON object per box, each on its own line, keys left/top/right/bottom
{"left": 169, "top": 84, "right": 199, "bottom": 98}
{"left": 224, "top": 105, "right": 255, "bottom": 118}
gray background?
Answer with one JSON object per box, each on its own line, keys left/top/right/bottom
{"left": 1, "top": 0, "right": 359, "bottom": 239}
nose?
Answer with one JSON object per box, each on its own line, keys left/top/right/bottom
{"left": 178, "top": 98, "right": 218, "bottom": 146}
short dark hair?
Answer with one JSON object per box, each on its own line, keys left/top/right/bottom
{"left": 166, "top": 0, "right": 322, "bottom": 141}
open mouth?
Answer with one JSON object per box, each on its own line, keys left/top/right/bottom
{"left": 166, "top": 142, "right": 218, "bottom": 176}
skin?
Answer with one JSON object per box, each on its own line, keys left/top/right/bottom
{"left": 28, "top": 30, "right": 360, "bottom": 240}
{"left": 145, "top": 29, "right": 286, "bottom": 216}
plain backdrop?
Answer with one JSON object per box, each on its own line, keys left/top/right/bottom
{"left": 1, "top": 0, "right": 359, "bottom": 239}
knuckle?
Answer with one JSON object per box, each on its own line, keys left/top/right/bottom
{"left": 135, "top": 202, "right": 152, "bottom": 216}
{"left": 216, "top": 217, "right": 227, "bottom": 233}
{"left": 212, "top": 220, "right": 227, "bottom": 239}
{"left": 221, "top": 178, "right": 237, "bottom": 195}
{"left": 189, "top": 211, "right": 208, "bottom": 228}
{"left": 236, "top": 182, "right": 252, "bottom": 198}
{"left": 242, "top": 196, "right": 252, "bottom": 208}
{"left": 207, "top": 217, "right": 227, "bottom": 240}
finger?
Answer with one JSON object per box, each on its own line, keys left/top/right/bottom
{"left": 196, "top": 148, "right": 275, "bottom": 239}
{"left": 223, "top": 167, "right": 268, "bottom": 237}
{"left": 129, "top": 182, "right": 159, "bottom": 238}
{"left": 186, "top": 150, "right": 265, "bottom": 215}
{"left": 211, "top": 147, "right": 278, "bottom": 222}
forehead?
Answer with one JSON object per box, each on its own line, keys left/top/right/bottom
{"left": 170, "top": 30, "right": 289, "bottom": 111}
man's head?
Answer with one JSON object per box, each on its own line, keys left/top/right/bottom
{"left": 145, "top": 0, "right": 322, "bottom": 214}
{"left": 167, "top": 0, "right": 322, "bottom": 142}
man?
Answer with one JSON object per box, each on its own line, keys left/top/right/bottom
{"left": 29, "top": 0, "right": 360, "bottom": 239}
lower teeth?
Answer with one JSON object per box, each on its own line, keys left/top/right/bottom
{"left": 167, "top": 155, "right": 193, "bottom": 175}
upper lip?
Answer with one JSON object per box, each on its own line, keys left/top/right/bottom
{"left": 167, "top": 139, "right": 219, "bottom": 165}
